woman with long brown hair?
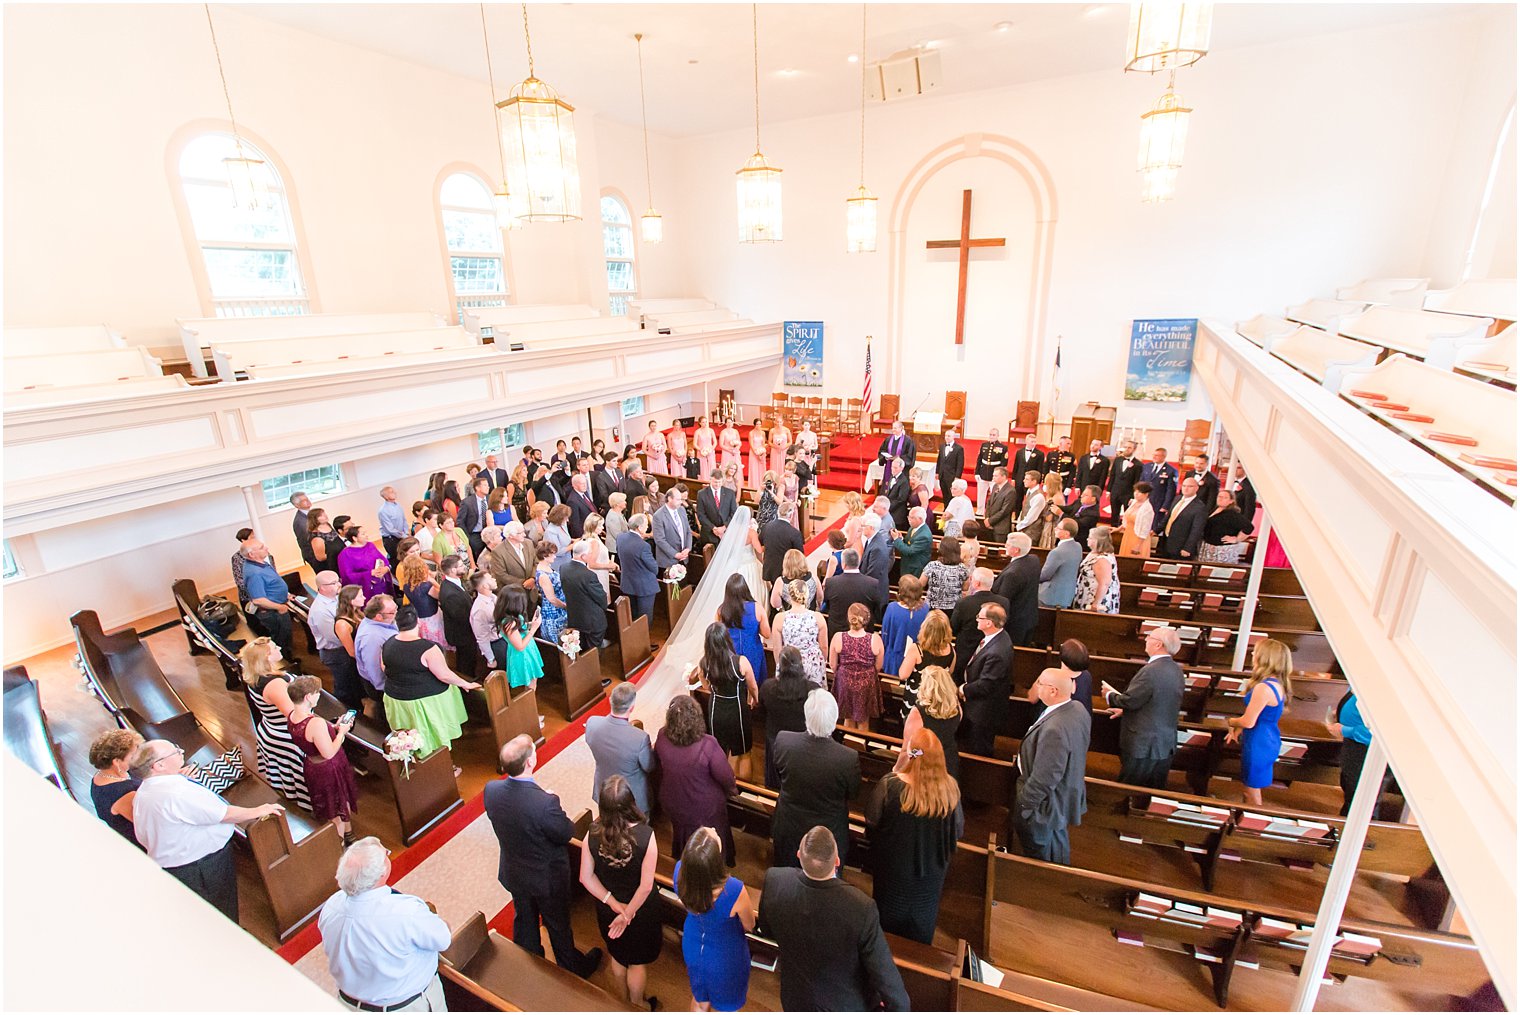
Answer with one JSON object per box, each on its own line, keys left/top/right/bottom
{"left": 864, "top": 726, "right": 964, "bottom": 944}
{"left": 1227, "top": 638, "right": 1294, "bottom": 806}
{"left": 578, "top": 775, "right": 661, "bottom": 1010}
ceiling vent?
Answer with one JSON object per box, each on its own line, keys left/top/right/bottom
{"left": 867, "top": 49, "right": 942, "bottom": 102}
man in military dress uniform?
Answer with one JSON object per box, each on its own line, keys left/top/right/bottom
{"left": 976, "top": 428, "right": 1009, "bottom": 515}
{"left": 1050, "top": 435, "right": 1077, "bottom": 504}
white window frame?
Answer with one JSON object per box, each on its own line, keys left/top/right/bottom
{"left": 601, "top": 192, "right": 638, "bottom": 317}
{"left": 175, "top": 131, "right": 312, "bottom": 319}
{"left": 259, "top": 465, "right": 345, "bottom": 511}
{"left": 440, "top": 171, "right": 511, "bottom": 324}
{"left": 621, "top": 395, "right": 646, "bottom": 419}
{"left": 2, "top": 539, "right": 23, "bottom": 582}
{"left": 477, "top": 424, "right": 526, "bottom": 458}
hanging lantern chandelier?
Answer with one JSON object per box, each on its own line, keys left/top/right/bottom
{"left": 736, "top": 3, "right": 782, "bottom": 243}
{"left": 497, "top": 2, "right": 582, "bottom": 222}
{"left": 479, "top": 4, "right": 522, "bottom": 229}
{"left": 845, "top": 4, "right": 877, "bottom": 253}
{"left": 1124, "top": 2, "right": 1213, "bottom": 74}
{"left": 634, "top": 33, "right": 663, "bottom": 244}
{"left": 1138, "top": 72, "right": 1192, "bottom": 202}
{"left": 203, "top": 4, "right": 269, "bottom": 212}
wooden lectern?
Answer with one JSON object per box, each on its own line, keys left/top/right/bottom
{"left": 1069, "top": 402, "right": 1117, "bottom": 450}
{"left": 911, "top": 411, "right": 946, "bottom": 457}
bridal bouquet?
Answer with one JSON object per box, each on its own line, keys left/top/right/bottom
{"left": 560, "top": 628, "right": 582, "bottom": 660}
{"left": 682, "top": 661, "right": 703, "bottom": 692}
{"left": 663, "top": 563, "right": 688, "bottom": 601}
{"left": 383, "top": 729, "right": 424, "bottom": 779}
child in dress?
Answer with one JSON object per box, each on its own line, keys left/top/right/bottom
{"left": 494, "top": 585, "right": 545, "bottom": 690}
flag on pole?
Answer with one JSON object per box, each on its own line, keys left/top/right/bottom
{"left": 862, "top": 337, "right": 874, "bottom": 410}
{"left": 1050, "top": 334, "right": 1063, "bottom": 422}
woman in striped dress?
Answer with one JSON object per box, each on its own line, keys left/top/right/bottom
{"left": 238, "top": 637, "right": 312, "bottom": 811}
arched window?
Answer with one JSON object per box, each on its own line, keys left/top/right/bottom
{"left": 177, "top": 133, "right": 309, "bottom": 317}
{"left": 440, "top": 173, "right": 510, "bottom": 322}
{"left": 602, "top": 194, "right": 637, "bottom": 317}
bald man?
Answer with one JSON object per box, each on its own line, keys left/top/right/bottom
{"left": 1013, "top": 669, "right": 1091, "bottom": 864}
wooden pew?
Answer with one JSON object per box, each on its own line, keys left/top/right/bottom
{"left": 610, "top": 596, "right": 652, "bottom": 678}
{"left": 3, "top": 666, "right": 71, "bottom": 794}
{"left": 437, "top": 910, "right": 626, "bottom": 1011}
{"left": 4, "top": 347, "right": 163, "bottom": 390}
{"left": 482, "top": 670, "right": 543, "bottom": 760}
{"left": 953, "top": 968, "right": 1161, "bottom": 1011}
{"left": 243, "top": 806, "right": 345, "bottom": 940}
{"left": 535, "top": 638, "right": 604, "bottom": 720}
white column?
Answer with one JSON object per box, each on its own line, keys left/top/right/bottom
{"left": 240, "top": 485, "right": 265, "bottom": 541}
{"left": 1231, "top": 509, "right": 1271, "bottom": 671}
{"left": 1290, "top": 737, "right": 1390, "bottom": 1011}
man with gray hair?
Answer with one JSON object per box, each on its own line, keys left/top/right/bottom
{"left": 130, "top": 739, "right": 284, "bottom": 922}
{"left": 616, "top": 512, "right": 659, "bottom": 623}
{"left": 307, "top": 570, "right": 362, "bottom": 710}
{"left": 477, "top": 523, "right": 503, "bottom": 574}
{"left": 1100, "top": 627, "right": 1185, "bottom": 789}
{"left": 858, "top": 510, "right": 893, "bottom": 608}
{"left": 993, "top": 531, "right": 1041, "bottom": 646}
{"left": 770, "top": 688, "right": 861, "bottom": 869}
{"left": 559, "top": 537, "right": 610, "bottom": 652}
{"left": 319, "top": 836, "right": 451, "bottom": 1012}
{"left": 950, "top": 566, "right": 1009, "bottom": 682}
{"left": 585, "top": 682, "right": 655, "bottom": 813}
{"left": 487, "top": 519, "right": 536, "bottom": 606}
{"left": 892, "top": 505, "right": 932, "bottom": 579}
{"left": 289, "top": 491, "right": 311, "bottom": 551}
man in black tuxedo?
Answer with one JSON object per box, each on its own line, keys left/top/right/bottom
{"left": 758, "top": 827, "right": 909, "bottom": 1012}
{"left": 822, "top": 549, "right": 882, "bottom": 641}
{"left": 457, "top": 476, "right": 494, "bottom": 560}
{"left": 479, "top": 453, "right": 511, "bottom": 491}
{"left": 1013, "top": 668, "right": 1091, "bottom": 864}
{"left": 1190, "top": 453, "right": 1220, "bottom": 511}
{"left": 695, "top": 470, "right": 737, "bottom": 548}
{"left": 950, "top": 568, "right": 1008, "bottom": 683}
{"left": 1010, "top": 433, "right": 1045, "bottom": 516}
{"left": 959, "top": 602, "right": 1013, "bottom": 756}
{"left": 437, "top": 555, "right": 480, "bottom": 678}
{"left": 975, "top": 428, "right": 1009, "bottom": 515}
{"left": 559, "top": 541, "right": 609, "bottom": 649}
{"left": 771, "top": 690, "right": 862, "bottom": 869}
{"left": 875, "top": 420, "right": 912, "bottom": 492}
{"left": 565, "top": 436, "right": 592, "bottom": 470}
{"left": 1231, "top": 467, "right": 1257, "bottom": 528}
{"left": 1066, "top": 486, "right": 1103, "bottom": 546}
{"left": 1073, "top": 439, "right": 1110, "bottom": 498}
{"left": 591, "top": 453, "right": 621, "bottom": 513}
{"left": 992, "top": 533, "right": 1040, "bottom": 647}
{"left": 760, "top": 501, "right": 805, "bottom": 585}
{"left": 984, "top": 467, "right": 1017, "bottom": 543}
{"left": 934, "top": 430, "right": 964, "bottom": 505}
{"left": 1156, "top": 476, "right": 1207, "bottom": 560}
{"left": 1106, "top": 439, "right": 1142, "bottom": 523}
{"left": 484, "top": 736, "right": 603, "bottom": 978}
{"left": 565, "top": 474, "right": 597, "bottom": 539}
{"left": 1100, "top": 627, "right": 1185, "bottom": 789}
{"left": 884, "top": 461, "right": 911, "bottom": 532}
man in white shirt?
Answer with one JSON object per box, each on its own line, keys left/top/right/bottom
{"left": 1014, "top": 470, "right": 1047, "bottom": 534}
{"left": 321, "top": 837, "right": 451, "bottom": 1012}
{"left": 306, "top": 571, "right": 364, "bottom": 711}
{"left": 130, "top": 740, "right": 285, "bottom": 922}
{"left": 469, "top": 570, "right": 503, "bottom": 671}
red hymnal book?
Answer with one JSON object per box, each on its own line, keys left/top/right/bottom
{"left": 1424, "top": 431, "right": 1480, "bottom": 447}
{"left": 1348, "top": 389, "right": 1386, "bottom": 400}
{"left": 1236, "top": 815, "right": 1270, "bottom": 833}
{"left": 1389, "top": 411, "right": 1436, "bottom": 424}
{"left": 1460, "top": 452, "right": 1518, "bottom": 471}
{"left": 1369, "top": 400, "right": 1410, "bottom": 411}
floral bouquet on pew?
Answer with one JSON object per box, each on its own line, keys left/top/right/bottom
{"left": 682, "top": 661, "right": 703, "bottom": 693}
{"left": 383, "top": 729, "right": 424, "bottom": 780}
{"left": 663, "top": 564, "right": 688, "bottom": 601}
{"left": 560, "top": 628, "right": 582, "bottom": 661}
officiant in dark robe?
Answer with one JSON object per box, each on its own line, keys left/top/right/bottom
{"left": 877, "top": 421, "right": 913, "bottom": 492}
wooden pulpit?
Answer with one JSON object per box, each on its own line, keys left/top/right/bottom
{"left": 1069, "top": 402, "right": 1117, "bottom": 450}
{"left": 911, "top": 411, "right": 945, "bottom": 457}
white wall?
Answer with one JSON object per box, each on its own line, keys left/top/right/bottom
{"left": 0, "top": 4, "right": 688, "bottom": 351}
{"left": 668, "top": 11, "right": 1504, "bottom": 434}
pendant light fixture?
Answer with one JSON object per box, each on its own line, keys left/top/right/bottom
{"left": 479, "top": 4, "right": 521, "bottom": 230}
{"left": 203, "top": 4, "right": 268, "bottom": 212}
{"left": 634, "top": 33, "right": 663, "bottom": 244}
{"left": 498, "top": 2, "right": 582, "bottom": 222}
{"left": 736, "top": 3, "right": 783, "bottom": 243}
{"left": 1124, "top": 2, "right": 1213, "bottom": 74}
{"left": 1138, "top": 71, "right": 1191, "bottom": 202}
{"left": 844, "top": 4, "right": 877, "bottom": 253}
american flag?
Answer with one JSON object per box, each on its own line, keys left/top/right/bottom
{"left": 862, "top": 337, "right": 873, "bottom": 409}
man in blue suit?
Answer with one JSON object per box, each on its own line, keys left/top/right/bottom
{"left": 484, "top": 736, "right": 603, "bottom": 978}
{"left": 1140, "top": 447, "right": 1179, "bottom": 529}
{"left": 615, "top": 513, "right": 660, "bottom": 623}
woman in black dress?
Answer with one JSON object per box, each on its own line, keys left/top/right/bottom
{"left": 898, "top": 665, "right": 962, "bottom": 785}
{"left": 1199, "top": 488, "right": 1253, "bottom": 564}
{"left": 758, "top": 647, "right": 812, "bottom": 789}
{"left": 578, "top": 775, "right": 662, "bottom": 1010}
{"left": 306, "top": 508, "right": 346, "bottom": 573}
{"left": 866, "top": 727, "right": 965, "bottom": 944}
{"left": 89, "top": 728, "right": 144, "bottom": 847}
{"left": 696, "top": 622, "right": 758, "bottom": 782}
{"left": 896, "top": 608, "right": 956, "bottom": 720}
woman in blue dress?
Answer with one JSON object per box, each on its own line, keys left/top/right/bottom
{"left": 1226, "top": 638, "right": 1292, "bottom": 807}
{"left": 532, "top": 542, "right": 569, "bottom": 644}
{"left": 676, "top": 827, "right": 755, "bottom": 1012}
{"left": 879, "top": 575, "right": 930, "bottom": 676}
{"left": 716, "top": 574, "right": 771, "bottom": 686}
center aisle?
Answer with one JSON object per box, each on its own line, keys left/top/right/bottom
{"left": 283, "top": 497, "right": 851, "bottom": 995}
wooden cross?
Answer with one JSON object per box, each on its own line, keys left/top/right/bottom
{"left": 926, "top": 189, "right": 1006, "bottom": 346}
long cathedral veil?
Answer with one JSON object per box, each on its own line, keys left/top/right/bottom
{"left": 629, "top": 505, "right": 763, "bottom": 734}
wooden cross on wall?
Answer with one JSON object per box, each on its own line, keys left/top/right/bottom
{"left": 926, "top": 189, "right": 1006, "bottom": 346}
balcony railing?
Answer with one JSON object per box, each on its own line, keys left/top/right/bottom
{"left": 213, "top": 298, "right": 311, "bottom": 318}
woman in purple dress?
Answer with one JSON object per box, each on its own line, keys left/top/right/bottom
{"left": 653, "top": 695, "right": 738, "bottom": 867}
{"left": 337, "top": 523, "right": 393, "bottom": 599}
{"left": 284, "top": 675, "right": 360, "bottom": 846}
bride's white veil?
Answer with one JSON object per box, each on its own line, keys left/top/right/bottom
{"left": 630, "top": 504, "right": 760, "bottom": 734}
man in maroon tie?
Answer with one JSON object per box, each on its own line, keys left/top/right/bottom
{"left": 876, "top": 420, "right": 912, "bottom": 492}
{"left": 566, "top": 474, "right": 598, "bottom": 538}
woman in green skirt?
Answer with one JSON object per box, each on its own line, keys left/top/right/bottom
{"left": 493, "top": 585, "right": 545, "bottom": 691}
{"left": 380, "top": 606, "right": 482, "bottom": 761}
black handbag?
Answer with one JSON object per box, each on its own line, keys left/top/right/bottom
{"left": 196, "top": 595, "right": 240, "bottom": 640}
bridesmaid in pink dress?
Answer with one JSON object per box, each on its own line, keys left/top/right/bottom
{"left": 641, "top": 420, "right": 667, "bottom": 472}
{"left": 694, "top": 415, "right": 718, "bottom": 478}
{"left": 666, "top": 420, "right": 688, "bottom": 475}
{"left": 747, "top": 420, "right": 768, "bottom": 491}
{"left": 769, "top": 423, "right": 792, "bottom": 477}
{"left": 719, "top": 421, "right": 742, "bottom": 474}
